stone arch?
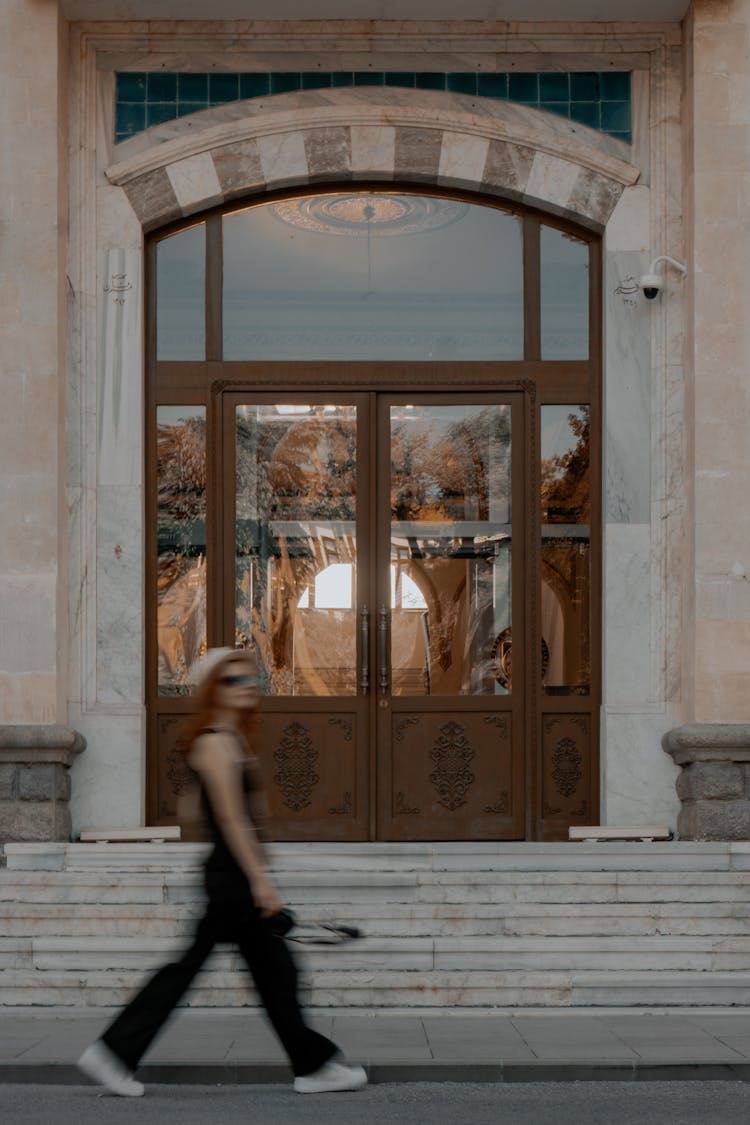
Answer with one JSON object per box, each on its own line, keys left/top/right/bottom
{"left": 106, "top": 87, "right": 640, "bottom": 232}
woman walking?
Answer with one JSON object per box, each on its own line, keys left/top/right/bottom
{"left": 78, "top": 646, "right": 366, "bottom": 1097}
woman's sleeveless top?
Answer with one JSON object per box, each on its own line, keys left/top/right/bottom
{"left": 196, "top": 728, "right": 266, "bottom": 878}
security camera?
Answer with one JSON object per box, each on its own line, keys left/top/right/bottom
{"left": 639, "top": 272, "right": 663, "bottom": 300}
{"left": 638, "top": 255, "right": 687, "bottom": 301}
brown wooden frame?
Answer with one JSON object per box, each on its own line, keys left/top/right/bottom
{"left": 146, "top": 185, "right": 602, "bottom": 841}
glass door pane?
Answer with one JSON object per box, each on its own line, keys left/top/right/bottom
{"left": 389, "top": 403, "right": 512, "bottom": 696}
{"left": 234, "top": 403, "right": 358, "bottom": 696}
{"left": 156, "top": 405, "right": 207, "bottom": 696}
{"left": 541, "top": 404, "right": 591, "bottom": 695}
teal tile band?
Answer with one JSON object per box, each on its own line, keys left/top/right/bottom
{"left": 115, "top": 71, "right": 631, "bottom": 145}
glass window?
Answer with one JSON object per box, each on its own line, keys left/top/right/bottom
{"left": 156, "top": 224, "right": 205, "bottom": 360}
{"left": 541, "top": 405, "right": 591, "bottom": 695}
{"left": 156, "top": 406, "right": 207, "bottom": 695}
{"left": 540, "top": 225, "right": 589, "bottom": 360}
{"left": 389, "top": 403, "right": 512, "bottom": 696}
{"left": 235, "top": 403, "right": 358, "bottom": 696}
{"left": 117, "top": 71, "right": 630, "bottom": 143}
{"left": 223, "top": 195, "right": 524, "bottom": 360}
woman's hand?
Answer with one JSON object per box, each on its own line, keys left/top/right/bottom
{"left": 251, "top": 872, "right": 285, "bottom": 918}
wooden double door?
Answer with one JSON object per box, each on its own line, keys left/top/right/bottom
{"left": 151, "top": 376, "right": 598, "bottom": 841}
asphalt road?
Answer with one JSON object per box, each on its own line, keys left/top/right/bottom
{"left": 3, "top": 1082, "right": 750, "bottom": 1125}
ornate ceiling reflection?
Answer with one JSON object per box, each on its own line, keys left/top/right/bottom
{"left": 271, "top": 193, "right": 468, "bottom": 236}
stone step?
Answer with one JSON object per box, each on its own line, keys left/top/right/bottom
{"left": 5, "top": 841, "right": 750, "bottom": 1009}
{"left": 6, "top": 934, "right": 750, "bottom": 975}
{"left": 5, "top": 867, "right": 750, "bottom": 900}
{"left": 10, "top": 931, "right": 750, "bottom": 967}
{"left": 4, "top": 931, "right": 750, "bottom": 976}
{"left": 3, "top": 968, "right": 750, "bottom": 1009}
{"left": 4, "top": 899, "right": 750, "bottom": 938}
{"left": 7, "top": 840, "right": 750, "bottom": 874}
{"left": 0, "top": 903, "right": 204, "bottom": 936}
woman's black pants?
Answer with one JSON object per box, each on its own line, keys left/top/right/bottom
{"left": 101, "top": 882, "right": 337, "bottom": 1077}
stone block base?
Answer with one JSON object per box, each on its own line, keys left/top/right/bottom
{"left": 663, "top": 724, "right": 750, "bottom": 840}
{"left": 0, "top": 726, "right": 85, "bottom": 845}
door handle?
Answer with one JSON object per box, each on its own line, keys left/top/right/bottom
{"left": 379, "top": 604, "right": 389, "bottom": 695}
{"left": 359, "top": 605, "right": 369, "bottom": 694}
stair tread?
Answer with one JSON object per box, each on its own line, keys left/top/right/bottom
{"left": 5, "top": 843, "right": 750, "bottom": 1008}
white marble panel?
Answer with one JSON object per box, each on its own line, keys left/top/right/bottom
{"left": 603, "top": 523, "right": 653, "bottom": 704}
{"left": 604, "top": 250, "right": 652, "bottom": 523}
{"left": 257, "top": 131, "right": 308, "bottom": 184}
{"left": 97, "top": 249, "right": 143, "bottom": 489}
{"left": 438, "top": 132, "right": 489, "bottom": 185}
{"left": 350, "top": 125, "right": 396, "bottom": 173}
{"left": 524, "top": 152, "right": 580, "bottom": 211}
{"left": 166, "top": 152, "right": 223, "bottom": 212}
{"left": 96, "top": 485, "right": 143, "bottom": 706}
{"left": 605, "top": 186, "right": 651, "bottom": 253}
{"left": 68, "top": 709, "right": 146, "bottom": 835}
{"left": 96, "top": 184, "right": 143, "bottom": 252}
{"left": 601, "top": 708, "right": 681, "bottom": 829}
{"left": 65, "top": 483, "right": 87, "bottom": 711}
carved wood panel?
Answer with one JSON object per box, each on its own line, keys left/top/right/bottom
{"left": 155, "top": 713, "right": 198, "bottom": 836}
{"left": 387, "top": 711, "right": 518, "bottom": 840}
{"left": 541, "top": 712, "right": 592, "bottom": 839}
{"left": 256, "top": 710, "right": 363, "bottom": 840}
{"left": 155, "top": 709, "right": 363, "bottom": 841}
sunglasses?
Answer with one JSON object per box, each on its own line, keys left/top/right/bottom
{"left": 220, "top": 673, "right": 258, "bottom": 687}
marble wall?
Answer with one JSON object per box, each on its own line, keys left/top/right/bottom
{"left": 0, "top": 3, "right": 68, "bottom": 724}
{"left": 55, "top": 19, "right": 694, "bottom": 833}
{"left": 689, "top": 0, "right": 750, "bottom": 721}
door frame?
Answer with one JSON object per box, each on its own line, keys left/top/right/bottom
{"left": 148, "top": 362, "right": 599, "bottom": 840}
{"left": 146, "top": 189, "right": 602, "bottom": 841}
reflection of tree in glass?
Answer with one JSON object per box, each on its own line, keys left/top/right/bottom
{"left": 157, "top": 417, "right": 207, "bottom": 527}
{"left": 156, "top": 417, "right": 207, "bottom": 692}
{"left": 268, "top": 418, "right": 356, "bottom": 521}
{"left": 391, "top": 407, "right": 510, "bottom": 525}
{"left": 541, "top": 406, "right": 590, "bottom": 524}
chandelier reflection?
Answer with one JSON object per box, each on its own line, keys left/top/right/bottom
{"left": 271, "top": 193, "right": 468, "bottom": 237}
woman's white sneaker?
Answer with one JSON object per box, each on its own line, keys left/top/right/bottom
{"left": 294, "top": 1060, "right": 367, "bottom": 1093}
{"left": 77, "top": 1040, "right": 145, "bottom": 1097}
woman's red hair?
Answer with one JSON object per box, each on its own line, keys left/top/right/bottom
{"left": 186, "top": 649, "right": 260, "bottom": 751}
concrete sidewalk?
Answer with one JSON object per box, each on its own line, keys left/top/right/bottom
{"left": 4, "top": 1007, "right": 750, "bottom": 1084}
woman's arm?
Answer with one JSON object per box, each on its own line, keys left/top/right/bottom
{"left": 189, "top": 734, "right": 284, "bottom": 916}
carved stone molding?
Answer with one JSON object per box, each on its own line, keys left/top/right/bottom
{"left": 664, "top": 724, "right": 750, "bottom": 841}
{"left": 0, "top": 726, "right": 86, "bottom": 844}
{"left": 105, "top": 88, "right": 639, "bottom": 233}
